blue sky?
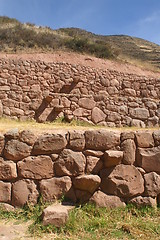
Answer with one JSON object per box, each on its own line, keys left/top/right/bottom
{"left": 0, "top": 0, "right": 160, "bottom": 45}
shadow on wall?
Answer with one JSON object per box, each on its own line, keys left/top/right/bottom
{"left": 60, "top": 81, "right": 78, "bottom": 94}
{"left": 34, "top": 99, "right": 50, "bottom": 122}
{"left": 34, "top": 98, "right": 64, "bottom": 123}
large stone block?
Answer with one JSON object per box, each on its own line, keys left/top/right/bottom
{"left": 130, "top": 119, "right": 146, "bottom": 128}
{"left": 73, "top": 175, "right": 101, "bottom": 194}
{"left": 39, "top": 176, "right": 72, "bottom": 202}
{"left": 129, "top": 196, "right": 157, "bottom": 208}
{"left": 144, "top": 172, "right": 160, "bottom": 197}
{"left": 90, "top": 191, "right": 126, "bottom": 208}
{"left": 121, "top": 132, "right": 135, "bottom": 141}
{"left": 0, "top": 203, "right": 15, "bottom": 212}
{"left": 17, "top": 155, "right": 54, "bottom": 179}
{"left": 42, "top": 203, "right": 74, "bottom": 227}
{"left": 0, "top": 181, "right": 11, "bottom": 203}
{"left": 85, "top": 130, "right": 120, "bottom": 151}
{"left": 103, "top": 150, "right": 123, "bottom": 167}
{"left": 68, "top": 130, "right": 85, "bottom": 151}
{"left": 54, "top": 149, "right": 86, "bottom": 177}
{"left": 129, "top": 108, "right": 149, "bottom": 120}
{"left": 137, "top": 147, "right": 160, "bottom": 174}
{"left": 12, "top": 179, "right": 39, "bottom": 207}
{"left": 78, "top": 98, "right": 96, "bottom": 110}
{"left": 121, "top": 139, "right": 136, "bottom": 165}
{"left": 91, "top": 107, "right": 106, "bottom": 124}
{"left": 86, "top": 156, "right": 103, "bottom": 174}
{"left": 32, "top": 133, "right": 67, "bottom": 155}
{"left": 4, "top": 139, "right": 31, "bottom": 161}
{"left": 4, "top": 129, "right": 19, "bottom": 140}
{"left": 107, "top": 112, "right": 121, "bottom": 122}
{"left": 153, "top": 130, "right": 160, "bottom": 146}
{"left": 100, "top": 164, "right": 144, "bottom": 198}
{"left": 135, "top": 131, "right": 154, "bottom": 148}
{"left": 0, "top": 158, "right": 17, "bottom": 180}
{"left": 19, "top": 130, "right": 37, "bottom": 146}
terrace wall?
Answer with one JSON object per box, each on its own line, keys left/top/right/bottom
{"left": 0, "top": 129, "right": 160, "bottom": 208}
{"left": 0, "top": 59, "right": 160, "bottom": 127}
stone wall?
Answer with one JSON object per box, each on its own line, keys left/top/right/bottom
{"left": 0, "top": 58, "right": 160, "bottom": 127}
{"left": 0, "top": 129, "right": 160, "bottom": 208}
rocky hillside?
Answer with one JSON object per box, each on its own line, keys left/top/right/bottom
{"left": 0, "top": 16, "right": 160, "bottom": 71}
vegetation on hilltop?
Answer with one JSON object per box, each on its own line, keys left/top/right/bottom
{"left": 1, "top": 16, "right": 160, "bottom": 70}
{"left": 0, "top": 16, "right": 115, "bottom": 59}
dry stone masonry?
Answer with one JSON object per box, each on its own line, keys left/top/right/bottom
{"left": 0, "top": 58, "right": 160, "bottom": 127}
{"left": 0, "top": 128, "right": 160, "bottom": 208}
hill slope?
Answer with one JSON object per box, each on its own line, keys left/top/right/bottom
{"left": 0, "top": 16, "right": 160, "bottom": 71}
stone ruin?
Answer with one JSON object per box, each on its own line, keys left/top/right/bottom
{"left": 0, "top": 58, "right": 160, "bottom": 127}
{"left": 0, "top": 129, "right": 160, "bottom": 210}
{"left": 0, "top": 58, "right": 160, "bottom": 225}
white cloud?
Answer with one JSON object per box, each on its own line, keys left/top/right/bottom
{"left": 139, "top": 10, "right": 160, "bottom": 24}
{"left": 131, "top": 11, "right": 160, "bottom": 44}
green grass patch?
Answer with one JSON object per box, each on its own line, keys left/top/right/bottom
{"left": 0, "top": 202, "right": 160, "bottom": 240}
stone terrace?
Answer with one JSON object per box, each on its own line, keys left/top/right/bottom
{"left": 0, "top": 58, "right": 160, "bottom": 127}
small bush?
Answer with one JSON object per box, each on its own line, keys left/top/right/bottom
{"left": 0, "top": 16, "right": 19, "bottom": 24}
{"left": 65, "top": 37, "right": 114, "bottom": 59}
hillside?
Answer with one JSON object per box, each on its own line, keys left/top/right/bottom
{"left": 0, "top": 16, "right": 160, "bottom": 71}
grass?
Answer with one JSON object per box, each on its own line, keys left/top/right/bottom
{"left": 0, "top": 117, "right": 159, "bottom": 134}
{"left": 0, "top": 202, "right": 160, "bottom": 240}
{"left": 0, "top": 117, "right": 96, "bottom": 134}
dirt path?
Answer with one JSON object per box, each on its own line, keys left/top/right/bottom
{"left": 0, "top": 220, "right": 58, "bottom": 240}
{"left": 0, "top": 220, "right": 32, "bottom": 240}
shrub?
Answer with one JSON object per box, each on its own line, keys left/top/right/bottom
{"left": 65, "top": 37, "right": 115, "bottom": 59}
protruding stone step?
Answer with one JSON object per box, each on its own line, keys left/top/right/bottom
{"left": 42, "top": 203, "right": 75, "bottom": 227}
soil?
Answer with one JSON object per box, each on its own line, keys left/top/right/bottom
{"left": 0, "top": 50, "right": 160, "bottom": 78}
{"left": 0, "top": 220, "right": 58, "bottom": 240}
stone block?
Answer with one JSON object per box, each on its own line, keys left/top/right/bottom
{"left": 54, "top": 149, "right": 86, "bottom": 177}
{"left": 78, "top": 98, "right": 96, "bottom": 110}
{"left": 129, "top": 196, "right": 157, "bottom": 208}
{"left": 103, "top": 150, "right": 123, "bottom": 167}
{"left": 17, "top": 155, "right": 54, "bottom": 179}
{"left": 86, "top": 156, "right": 103, "bottom": 174}
{"left": 40, "top": 176, "right": 72, "bottom": 202}
{"left": 4, "top": 139, "right": 31, "bottom": 161}
{"left": 137, "top": 147, "right": 160, "bottom": 174}
{"left": 129, "top": 108, "right": 149, "bottom": 120}
{"left": 85, "top": 130, "right": 120, "bottom": 151}
{"left": 90, "top": 191, "right": 126, "bottom": 208}
{"left": 19, "top": 130, "right": 37, "bottom": 146}
{"left": 91, "top": 107, "right": 106, "bottom": 124}
{"left": 12, "top": 179, "right": 39, "bottom": 207}
{"left": 121, "top": 139, "right": 136, "bottom": 165}
{"left": 73, "top": 175, "right": 101, "bottom": 194}
{"left": 0, "top": 158, "right": 17, "bottom": 180}
{"left": 135, "top": 131, "right": 154, "bottom": 148}
{"left": 144, "top": 172, "right": 160, "bottom": 197}
{"left": 42, "top": 203, "right": 74, "bottom": 227}
{"left": 68, "top": 130, "right": 85, "bottom": 151}
{"left": 33, "top": 133, "right": 67, "bottom": 155}
{"left": 0, "top": 181, "right": 11, "bottom": 203}
{"left": 100, "top": 164, "right": 144, "bottom": 198}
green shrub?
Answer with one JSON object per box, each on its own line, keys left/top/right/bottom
{"left": 0, "top": 16, "right": 19, "bottom": 24}
{"left": 65, "top": 37, "right": 114, "bottom": 59}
